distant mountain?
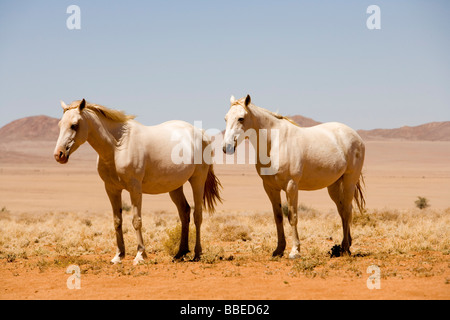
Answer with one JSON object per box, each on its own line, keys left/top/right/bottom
{"left": 357, "top": 121, "right": 450, "bottom": 141}
{"left": 288, "top": 115, "right": 322, "bottom": 127}
{"left": 0, "top": 115, "right": 59, "bottom": 142}
{"left": 287, "top": 115, "right": 449, "bottom": 141}
{"left": 0, "top": 115, "right": 100, "bottom": 164}
{"left": 0, "top": 114, "right": 449, "bottom": 143}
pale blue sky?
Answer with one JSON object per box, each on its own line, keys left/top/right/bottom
{"left": 0, "top": 0, "right": 449, "bottom": 130}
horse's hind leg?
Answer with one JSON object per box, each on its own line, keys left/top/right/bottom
{"left": 169, "top": 186, "right": 191, "bottom": 259}
{"left": 189, "top": 173, "right": 207, "bottom": 261}
{"left": 129, "top": 181, "right": 147, "bottom": 265}
{"left": 327, "top": 174, "right": 357, "bottom": 255}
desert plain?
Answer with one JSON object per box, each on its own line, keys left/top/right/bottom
{"left": 0, "top": 118, "right": 449, "bottom": 300}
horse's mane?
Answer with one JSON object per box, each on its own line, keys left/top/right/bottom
{"left": 231, "top": 98, "right": 300, "bottom": 127}
{"left": 68, "top": 100, "right": 135, "bottom": 123}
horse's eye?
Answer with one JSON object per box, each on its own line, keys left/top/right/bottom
{"left": 238, "top": 117, "right": 244, "bottom": 122}
{"left": 71, "top": 124, "right": 78, "bottom": 131}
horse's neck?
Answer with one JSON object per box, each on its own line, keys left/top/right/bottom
{"left": 249, "top": 107, "right": 284, "bottom": 147}
{"left": 85, "top": 113, "right": 128, "bottom": 161}
{"left": 250, "top": 106, "right": 280, "bottom": 129}
{"left": 248, "top": 106, "right": 300, "bottom": 170}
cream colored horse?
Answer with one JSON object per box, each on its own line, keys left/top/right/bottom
{"left": 54, "top": 99, "right": 222, "bottom": 264}
{"left": 223, "top": 95, "right": 365, "bottom": 258}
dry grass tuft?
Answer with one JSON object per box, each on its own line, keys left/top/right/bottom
{"left": 0, "top": 206, "right": 448, "bottom": 278}
{"left": 162, "top": 223, "right": 196, "bottom": 257}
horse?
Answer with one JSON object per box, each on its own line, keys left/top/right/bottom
{"left": 54, "top": 99, "right": 222, "bottom": 265}
{"left": 223, "top": 95, "right": 365, "bottom": 258}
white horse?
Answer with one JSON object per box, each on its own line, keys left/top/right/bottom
{"left": 54, "top": 99, "right": 222, "bottom": 264}
{"left": 223, "top": 95, "right": 365, "bottom": 258}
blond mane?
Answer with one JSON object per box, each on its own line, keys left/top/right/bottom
{"left": 231, "top": 98, "right": 300, "bottom": 127}
{"left": 68, "top": 100, "right": 135, "bottom": 123}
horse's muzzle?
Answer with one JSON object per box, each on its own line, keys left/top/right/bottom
{"left": 222, "top": 143, "right": 235, "bottom": 155}
{"left": 54, "top": 149, "right": 69, "bottom": 164}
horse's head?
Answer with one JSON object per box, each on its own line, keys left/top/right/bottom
{"left": 223, "top": 94, "right": 253, "bottom": 155}
{"left": 53, "top": 99, "right": 89, "bottom": 164}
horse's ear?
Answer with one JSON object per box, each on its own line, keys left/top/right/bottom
{"left": 79, "top": 99, "right": 86, "bottom": 111}
{"left": 244, "top": 94, "right": 251, "bottom": 107}
{"left": 230, "top": 95, "right": 236, "bottom": 105}
{"left": 60, "top": 100, "right": 69, "bottom": 112}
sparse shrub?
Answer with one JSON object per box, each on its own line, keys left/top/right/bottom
{"left": 415, "top": 196, "right": 430, "bottom": 209}
{"left": 6, "top": 253, "right": 16, "bottom": 263}
{"left": 292, "top": 255, "right": 326, "bottom": 278}
{"left": 201, "top": 245, "right": 225, "bottom": 264}
{"left": 353, "top": 209, "right": 402, "bottom": 228}
{"left": 219, "top": 222, "right": 251, "bottom": 242}
{"left": 377, "top": 209, "right": 400, "bottom": 221}
{"left": 162, "top": 224, "right": 196, "bottom": 257}
{"left": 352, "top": 211, "right": 377, "bottom": 228}
{"left": 282, "top": 203, "right": 318, "bottom": 218}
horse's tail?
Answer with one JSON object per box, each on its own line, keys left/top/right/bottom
{"left": 354, "top": 173, "right": 366, "bottom": 213}
{"left": 203, "top": 165, "right": 223, "bottom": 214}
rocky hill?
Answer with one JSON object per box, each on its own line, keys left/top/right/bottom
{"left": 0, "top": 115, "right": 59, "bottom": 142}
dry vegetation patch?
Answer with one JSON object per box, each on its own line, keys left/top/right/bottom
{"left": 0, "top": 207, "right": 449, "bottom": 280}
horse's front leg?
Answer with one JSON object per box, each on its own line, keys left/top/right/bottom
{"left": 286, "top": 180, "right": 300, "bottom": 259}
{"left": 129, "top": 181, "right": 147, "bottom": 265}
{"left": 263, "top": 182, "right": 286, "bottom": 257}
{"left": 106, "top": 186, "right": 125, "bottom": 264}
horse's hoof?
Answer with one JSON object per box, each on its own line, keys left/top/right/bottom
{"left": 272, "top": 250, "right": 284, "bottom": 258}
{"left": 133, "top": 259, "right": 144, "bottom": 265}
{"left": 329, "top": 244, "right": 351, "bottom": 258}
{"left": 111, "top": 255, "right": 123, "bottom": 264}
{"left": 174, "top": 249, "right": 190, "bottom": 261}
{"left": 172, "top": 256, "right": 184, "bottom": 262}
{"left": 288, "top": 252, "right": 301, "bottom": 259}
{"left": 133, "top": 251, "right": 146, "bottom": 265}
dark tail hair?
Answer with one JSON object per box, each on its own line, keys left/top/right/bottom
{"left": 203, "top": 165, "right": 223, "bottom": 214}
{"left": 354, "top": 173, "right": 366, "bottom": 213}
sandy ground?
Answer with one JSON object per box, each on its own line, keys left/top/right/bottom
{"left": 0, "top": 140, "right": 449, "bottom": 300}
{"left": 1, "top": 254, "right": 448, "bottom": 300}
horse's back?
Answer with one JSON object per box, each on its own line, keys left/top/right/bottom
{"left": 284, "top": 122, "right": 364, "bottom": 190}
{"left": 117, "top": 120, "right": 209, "bottom": 194}
{"left": 304, "top": 122, "right": 364, "bottom": 153}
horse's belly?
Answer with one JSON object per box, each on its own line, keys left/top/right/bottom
{"left": 141, "top": 180, "right": 185, "bottom": 194}
{"left": 298, "top": 167, "right": 344, "bottom": 191}
{"left": 298, "top": 175, "right": 341, "bottom": 190}
{"left": 141, "top": 165, "right": 195, "bottom": 194}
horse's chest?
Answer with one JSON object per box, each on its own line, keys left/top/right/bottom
{"left": 97, "top": 160, "right": 125, "bottom": 189}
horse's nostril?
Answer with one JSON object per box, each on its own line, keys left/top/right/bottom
{"left": 59, "top": 151, "right": 63, "bottom": 159}
{"left": 224, "top": 144, "right": 235, "bottom": 154}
